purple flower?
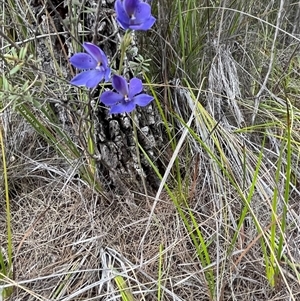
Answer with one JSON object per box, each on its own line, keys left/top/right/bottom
{"left": 70, "top": 42, "right": 111, "bottom": 88}
{"left": 100, "top": 75, "right": 154, "bottom": 114}
{"left": 115, "top": 0, "right": 156, "bottom": 31}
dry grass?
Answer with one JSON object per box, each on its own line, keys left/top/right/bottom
{"left": 2, "top": 115, "right": 299, "bottom": 300}
{"left": 1, "top": 0, "right": 300, "bottom": 300}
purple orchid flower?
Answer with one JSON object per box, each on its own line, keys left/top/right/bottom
{"left": 100, "top": 75, "right": 154, "bottom": 114}
{"left": 115, "top": 0, "right": 156, "bottom": 31}
{"left": 70, "top": 42, "right": 111, "bottom": 88}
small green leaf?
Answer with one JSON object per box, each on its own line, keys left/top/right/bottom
{"left": 9, "top": 63, "right": 23, "bottom": 75}
{"left": 2, "top": 75, "right": 10, "bottom": 91}
{"left": 19, "top": 45, "right": 28, "bottom": 60}
{"left": 114, "top": 275, "right": 136, "bottom": 301}
{"left": 10, "top": 47, "right": 18, "bottom": 59}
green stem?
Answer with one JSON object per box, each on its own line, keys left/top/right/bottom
{"left": 118, "top": 30, "right": 131, "bottom": 74}
{"left": 0, "top": 124, "right": 13, "bottom": 298}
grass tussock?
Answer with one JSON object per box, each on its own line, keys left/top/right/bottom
{"left": 1, "top": 0, "right": 300, "bottom": 300}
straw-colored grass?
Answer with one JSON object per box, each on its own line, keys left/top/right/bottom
{"left": 1, "top": 0, "right": 300, "bottom": 300}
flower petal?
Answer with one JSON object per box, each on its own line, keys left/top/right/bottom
{"left": 104, "top": 67, "right": 111, "bottom": 82}
{"left": 133, "top": 94, "right": 153, "bottom": 107}
{"left": 85, "top": 69, "right": 105, "bottom": 88}
{"left": 134, "top": 2, "right": 151, "bottom": 23}
{"left": 100, "top": 91, "right": 124, "bottom": 106}
{"left": 83, "top": 42, "right": 108, "bottom": 67}
{"left": 128, "top": 77, "right": 143, "bottom": 98}
{"left": 110, "top": 101, "right": 136, "bottom": 114}
{"left": 130, "top": 16, "right": 156, "bottom": 30}
{"left": 70, "top": 53, "right": 97, "bottom": 69}
{"left": 116, "top": 17, "right": 130, "bottom": 30}
{"left": 124, "top": 0, "right": 140, "bottom": 16}
{"left": 115, "top": 0, "right": 131, "bottom": 29}
{"left": 112, "top": 75, "right": 129, "bottom": 96}
{"left": 70, "top": 70, "right": 95, "bottom": 86}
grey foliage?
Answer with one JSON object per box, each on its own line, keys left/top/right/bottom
{"left": 207, "top": 43, "right": 244, "bottom": 128}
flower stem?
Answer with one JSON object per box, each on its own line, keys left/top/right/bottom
{"left": 118, "top": 30, "right": 131, "bottom": 74}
